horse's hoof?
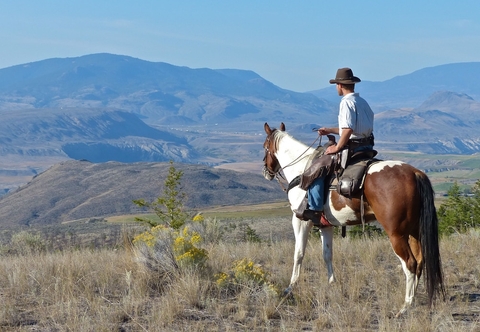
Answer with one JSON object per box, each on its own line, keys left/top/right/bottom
{"left": 394, "top": 306, "right": 408, "bottom": 318}
{"left": 283, "top": 286, "right": 293, "bottom": 296}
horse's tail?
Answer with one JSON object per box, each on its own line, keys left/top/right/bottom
{"left": 416, "top": 171, "right": 446, "bottom": 306}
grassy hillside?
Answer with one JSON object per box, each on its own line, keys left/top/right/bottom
{"left": 0, "top": 161, "right": 286, "bottom": 230}
{"left": 0, "top": 216, "right": 477, "bottom": 331}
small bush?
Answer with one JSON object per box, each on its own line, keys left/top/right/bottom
{"left": 240, "top": 224, "right": 262, "bottom": 243}
{"left": 348, "top": 224, "right": 384, "bottom": 238}
{"left": 134, "top": 227, "right": 178, "bottom": 277}
{"left": 215, "top": 258, "right": 279, "bottom": 295}
{"left": 9, "top": 231, "right": 46, "bottom": 255}
{"left": 172, "top": 226, "right": 208, "bottom": 269}
{"left": 133, "top": 161, "right": 188, "bottom": 230}
{"left": 133, "top": 223, "right": 208, "bottom": 273}
{"left": 438, "top": 181, "right": 479, "bottom": 235}
{"left": 189, "top": 216, "right": 224, "bottom": 244}
{"left": 192, "top": 213, "right": 204, "bottom": 222}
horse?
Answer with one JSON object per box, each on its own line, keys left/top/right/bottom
{"left": 262, "top": 122, "right": 445, "bottom": 316}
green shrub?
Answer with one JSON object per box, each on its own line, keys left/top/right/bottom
{"left": 133, "top": 161, "right": 188, "bottom": 230}
{"left": 240, "top": 224, "right": 262, "bottom": 243}
{"left": 438, "top": 181, "right": 479, "bottom": 235}
{"left": 10, "top": 231, "right": 46, "bottom": 255}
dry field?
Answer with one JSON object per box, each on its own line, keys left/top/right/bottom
{"left": 0, "top": 217, "right": 478, "bottom": 331}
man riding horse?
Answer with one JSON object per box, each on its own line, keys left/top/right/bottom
{"left": 294, "top": 67, "right": 375, "bottom": 226}
{"left": 262, "top": 70, "right": 445, "bottom": 313}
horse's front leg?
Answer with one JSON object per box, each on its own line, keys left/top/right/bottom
{"left": 284, "top": 215, "right": 312, "bottom": 295}
{"left": 320, "top": 226, "right": 335, "bottom": 284}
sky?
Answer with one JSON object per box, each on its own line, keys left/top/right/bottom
{"left": 1, "top": 1, "right": 480, "bottom": 92}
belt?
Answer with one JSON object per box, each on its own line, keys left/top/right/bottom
{"left": 349, "top": 138, "right": 370, "bottom": 144}
{"left": 348, "top": 134, "right": 374, "bottom": 148}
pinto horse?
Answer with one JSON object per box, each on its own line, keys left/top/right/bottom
{"left": 262, "top": 122, "right": 445, "bottom": 316}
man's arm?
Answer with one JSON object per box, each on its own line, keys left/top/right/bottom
{"left": 325, "top": 128, "right": 353, "bottom": 154}
{"left": 318, "top": 127, "right": 339, "bottom": 135}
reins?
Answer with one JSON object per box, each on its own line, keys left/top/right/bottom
{"left": 281, "top": 134, "right": 321, "bottom": 170}
{"left": 274, "top": 172, "right": 288, "bottom": 192}
{"left": 266, "top": 131, "right": 321, "bottom": 193}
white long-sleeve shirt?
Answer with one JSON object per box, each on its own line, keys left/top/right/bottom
{"left": 338, "top": 92, "right": 374, "bottom": 139}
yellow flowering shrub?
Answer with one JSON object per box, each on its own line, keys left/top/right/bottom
{"left": 215, "top": 272, "right": 230, "bottom": 288}
{"left": 172, "top": 226, "right": 208, "bottom": 268}
{"left": 192, "top": 214, "right": 205, "bottom": 222}
{"left": 215, "top": 258, "right": 279, "bottom": 294}
{"left": 132, "top": 225, "right": 169, "bottom": 247}
{"left": 133, "top": 223, "right": 209, "bottom": 271}
{"left": 233, "top": 258, "right": 268, "bottom": 284}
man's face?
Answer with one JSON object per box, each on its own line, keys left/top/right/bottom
{"left": 336, "top": 83, "right": 343, "bottom": 96}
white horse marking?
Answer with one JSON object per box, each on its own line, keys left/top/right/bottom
{"left": 368, "top": 160, "right": 404, "bottom": 174}
{"left": 324, "top": 197, "right": 357, "bottom": 227}
{"left": 395, "top": 253, "right": 419, "bottom": 317}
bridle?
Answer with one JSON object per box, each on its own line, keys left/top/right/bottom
{"left": 262, "top": 134, "right": 281, "bottom": 179}
{"left": 263, "top": 130, "right": 321, "bottom": 192}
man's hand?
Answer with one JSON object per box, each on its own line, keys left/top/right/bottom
{"left": 325, "top": 128, "right": 352, "bottom": 154}
{"left": 318, "top": 127, "right": 330, "bottom": 136}
{"left": 325, "top": 144, "right": 338, "bottom": 155}
{"left": 318, "top": 127, "right": 339, "bottom": 136}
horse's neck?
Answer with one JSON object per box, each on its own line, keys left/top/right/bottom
{"left": 276, "top": 135, "right": 314, "bottom": 182}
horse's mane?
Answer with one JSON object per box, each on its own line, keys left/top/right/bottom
{"left": 271, "top": 129, "right": 305, "bottom": 154}
{"left": 271, "top": 129, "right": 287, "bottom": 153}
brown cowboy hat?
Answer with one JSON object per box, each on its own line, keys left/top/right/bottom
{"left": 329, "top": 67, "right": 361, "bottom": 84}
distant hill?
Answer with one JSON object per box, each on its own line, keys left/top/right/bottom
{"left": 0, "top": 53, "right": 335, "bottom": 127}
{"left": 311, "top": 62, "right": 480, "bottom": 110}
{"left": 0, "top": 107, "right": 194, "bottom": 162}
{"left": 0, "top": 160, "right": 285, "bottom": 230}
{"left": 373, "top": 91, "right": 480, "bottom": 153}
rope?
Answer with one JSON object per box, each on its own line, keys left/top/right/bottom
{"left": 281, "top": 135, "right": 320, "bottom": 170}
{"left": 273, "top": 134, "right": 322, "bottom": 193}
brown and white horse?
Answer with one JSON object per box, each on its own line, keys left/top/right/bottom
{"left": 262, "top": 122, "right": 445, "bottom": 316}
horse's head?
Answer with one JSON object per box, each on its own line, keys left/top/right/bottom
{"left": 262, "top": 122, "right": 285, "bottom": 180}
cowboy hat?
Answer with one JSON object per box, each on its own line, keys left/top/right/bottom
{"left": 329, "top": 67, "right": 361, "bottom": 84}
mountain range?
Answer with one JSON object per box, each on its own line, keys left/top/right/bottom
{"left": 0, "top": 53, "right": 334, "bottom": 126}
{"left": 0, "top": 54, "right": 479, "bottom": 164}
{"left": 1, "top": 53, "right": 480, "bottom": 229}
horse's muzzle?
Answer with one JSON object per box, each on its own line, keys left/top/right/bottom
{"left": 262, "top": 166, "right": 275, "bottom": 181}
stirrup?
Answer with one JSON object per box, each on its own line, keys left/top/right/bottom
{"left": 303, "top": 209, "right": 323, "bottom": 226}
{"left": 294, "top": 197, "right": 309, "bottom": 220}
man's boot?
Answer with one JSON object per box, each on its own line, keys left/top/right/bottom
{"left": 303, "top": 210, "right": 323, "bottom": 227}
{"left": 293, "top": 197, "right": 309, "bottom": 220}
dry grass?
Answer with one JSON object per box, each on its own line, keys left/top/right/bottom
{"left": 0, "top": 224, "right": 478, "bottom": 331}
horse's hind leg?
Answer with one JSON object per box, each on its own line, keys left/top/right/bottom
{"left": 390, "top": 235, "right": 420, "bottom": 317}
{"left": 320, "top": 226, "right": 335, "bottom": 283}
{"left": 409, "top": 236, "right": 423, "bottom": 281}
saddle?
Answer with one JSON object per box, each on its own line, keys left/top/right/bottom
{"left": 295, "top": 136, "right": 378, "bottom": 198}
{"left": 290, "top": 136, "right": 379, "bottom": 230}
{"left": 332, "top": 150, "right": 379, "bottom": 198}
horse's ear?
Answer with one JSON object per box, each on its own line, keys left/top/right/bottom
{"left": 280, "top": 123, "right": 285, "bottom": 131}
{"left": 264, "top": 122, "right": 273, "bottom": 135}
